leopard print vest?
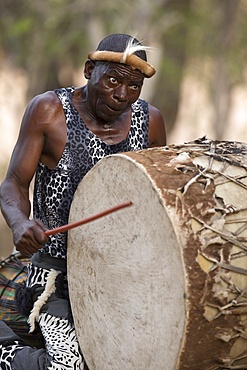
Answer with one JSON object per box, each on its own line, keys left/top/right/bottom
{"left": 33, "top": 86, "right": 149, "bottom": 259}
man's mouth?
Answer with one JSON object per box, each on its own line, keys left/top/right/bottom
{"left": 106, "top": 104, "right": 125, "bottom": 112}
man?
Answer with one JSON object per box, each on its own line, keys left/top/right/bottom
{"left": 0, "top": 33, "right": 166, "bottom": 369}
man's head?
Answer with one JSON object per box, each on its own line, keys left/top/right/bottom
{"left": 88, "top": 33, "right": 155, "bottom": 78}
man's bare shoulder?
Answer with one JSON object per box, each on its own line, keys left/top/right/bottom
{"left": 27, "top": 90, "right": 61, "bottom": 119}
{"left": 148, "top": 103, "right": 166, "bottom": 147}
{"left": 19, "top": 91, "right": 64, "bottom": 135}
{"left": 148, "top": 103, "right": 163, "bottom": 120}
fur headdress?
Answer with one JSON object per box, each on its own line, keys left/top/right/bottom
{"left": 88, "top": 34, "right": 156, "bottom": 78}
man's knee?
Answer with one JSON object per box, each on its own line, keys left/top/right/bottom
{"left": 0, "top": 321, "right": 21, "bottom": 345}
{"left": 12, "top": 347, "right": 47, "bottom": 370}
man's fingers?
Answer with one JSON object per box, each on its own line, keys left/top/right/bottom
{"left": 35, "top": 219, "right": 48, "bottom": 232}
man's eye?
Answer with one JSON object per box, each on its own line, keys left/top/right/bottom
{"left": 130, "top": 84, "right": 139, "bottom": 91}
{"left": 109, "top": 77, "right": 118, "bottom": 84}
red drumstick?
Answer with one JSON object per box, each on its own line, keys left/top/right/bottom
{"left": 44, "top": 201, "right": 133, "bottom": 237}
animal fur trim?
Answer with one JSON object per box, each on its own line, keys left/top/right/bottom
{"left": 88, "top": 50, "right": 156, "bottom": 78}
{"left": 28, "top": 269, "right": 61, "bottom": 333}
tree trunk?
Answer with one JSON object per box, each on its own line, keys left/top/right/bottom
{"left": 210, "top": 0, "right": 241, "bottom": 139}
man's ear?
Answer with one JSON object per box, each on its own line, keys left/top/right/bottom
{"left": 84, "top": 60, "right": 95, "bottom": 79}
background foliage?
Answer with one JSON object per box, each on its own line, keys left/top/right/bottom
{"left": 1, "top": 0, "right": 247, "bottom": 133}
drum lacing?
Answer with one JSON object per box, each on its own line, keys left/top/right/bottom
{"left": 0, "top": 253, "right": 28, "bottom": 309}
{"left": 0, "top": 253, "right": 27, "bottom": 277}
{"left": 28, "top": 268, "right": 61, "bottom": 333}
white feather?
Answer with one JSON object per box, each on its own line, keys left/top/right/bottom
{"left": 122, "top": 37, "right": 152, "bottom": 62}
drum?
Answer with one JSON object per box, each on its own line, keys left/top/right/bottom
{"left": 0, "top": 252, "right": 44, "bottom": 348}
{"left": 68, "top": 138, "right": 247, "bottom": 370}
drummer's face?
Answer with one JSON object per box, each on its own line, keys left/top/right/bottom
{"left": 85, "top": 61, "right": 144, "bottom": 122}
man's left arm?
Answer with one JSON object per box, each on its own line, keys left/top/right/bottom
{"left": 148, "top": 104, "right": 167, "bottom": 148}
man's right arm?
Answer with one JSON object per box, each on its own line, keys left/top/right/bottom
{"left": 0, "top": 94, "right": 53, "bottom": 255}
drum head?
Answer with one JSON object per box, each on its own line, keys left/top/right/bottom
{"left": 68, "top": 154, "right": 186, "bottom": 370}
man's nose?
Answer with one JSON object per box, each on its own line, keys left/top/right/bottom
{"left": 113, "top": 85, "right": 127, "bottom": 101}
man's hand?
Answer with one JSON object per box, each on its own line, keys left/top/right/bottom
{"left": 12, "top": 219, "right": 49, "bottom": 256}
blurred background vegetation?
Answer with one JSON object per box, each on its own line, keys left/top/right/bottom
{"left": 1, "top": 0, "right": 247, "bottom": 257}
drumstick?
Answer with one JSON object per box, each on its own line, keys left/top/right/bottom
{"left": 44, "top": 201, "right": 133, "bottom": 237}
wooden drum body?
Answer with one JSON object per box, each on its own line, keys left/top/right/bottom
{"left": 68, "top": 139, "right": 247, "bottom": 370}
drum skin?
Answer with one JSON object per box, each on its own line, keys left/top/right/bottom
{"left": 68, "top": 138, "right": 247, "bottom": 370}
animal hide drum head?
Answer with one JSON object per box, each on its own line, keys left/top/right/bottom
{"left": 68, "top": 152, "right": 185, "bottom": 370}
